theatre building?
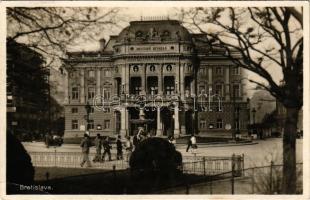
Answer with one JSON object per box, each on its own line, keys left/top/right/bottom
{"left": 63, "top": 19, "right": 250, "bottom": 142}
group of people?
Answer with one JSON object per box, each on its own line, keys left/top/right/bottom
{"left": 80, "top": 131, "right": 198, "bottom": 167}
{"left": 80, "top": 133, "right": 133, "bottom": 168}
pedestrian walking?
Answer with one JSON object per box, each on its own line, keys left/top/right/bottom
{"left": 186, "top": 136, "right": 192, "bottom": 152}
{"left": 93, "top": 134, "right": 102, "bottom": 162}
{"left": 190, "top": 134, "right": 197, "bottom": 153}
{"left": 80, "top": 133, "right": 92, "bottom": 167}
{"left": 116, "top": 135, "right": 123, "bottom": 160}
{"left": 101, "top": 136, "right": 112, "bottom": 161}
{"left": 125, "top": 136, "right": 133, "bottom": 162}
{"left": 45, "top": 134, "right": 51, "bottom": 148}
{"left": 186, "top": 134, "right": 197, "bottom": 152}
{"left": 168, "top": 135, "right": 176, "bottom": 146}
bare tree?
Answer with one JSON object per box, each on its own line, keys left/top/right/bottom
{"left": 180, "top": 7, "right": 303, "bottom": 194}
{"left": 7, "top": 7, "right": 122, "bottom": 66}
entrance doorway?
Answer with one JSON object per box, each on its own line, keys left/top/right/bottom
{"left": 162, "top": 107, "right": 174, "bottom": 136}
{"left": 185, "top": 110, "right": 193, "bottom": 135}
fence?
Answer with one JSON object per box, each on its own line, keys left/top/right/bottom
{"left": 29, "top": 151, "right": 244, "bottom": 175}
{"left": 157, "top": 162, "right": 303, "bottom": 194}
{"left": 182, "top": 154, "right": 244, "bottom": 176}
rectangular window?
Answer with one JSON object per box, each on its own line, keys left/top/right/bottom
{"left": 104, "top": 70, "right": 111, "bottom": 77}
{"left": 103, "top": 107, "right": 111, "bottom": 113}
{"left": 232, "top": 66, "right": 240, "bottom": 75}
{"left": 88, "top": 87, "right": 95, "bottom": 99}
{"left": 200, "top": 120, "right": 207, "bottom": 129}
{"left": 216, "top": 119, "right": 223, "bottom": 129}
{"left": 87, "top": 120, "right": 94, "bottom": 130}
{"left": 72, "top": 87, "right": 79, "bottom": 100}
{"left": 71, "top": 107, "right": 78, "bottom": 113}
{"left": 215, "top": 84, "right": 223, "bottom": 96}
{"left": 215, "top": 66, "right": 223, "bottom": 75}
{"left": 104, "top": 120, "right": 110, "bottom": 129}
{"left": 134, "top": 86, "right": 142, "bottom": 95}
{"left": 88, "top": 70, "right": 95, "bottom": 78}
{"left": 150, "top": 87, "right": 158, "bottom": 95}
{"left": 72, "top": 120, "right": 78, "bottom": 130}
{"left": 104, "top": 89, "right": 111, "bottom": 100}
{"left": 165, "top": 86, "right": 175, "bottom": 95}
{"left": 235, "top": 120, "right": 240, "bottom": 130}
{"left": 89, "top": 107, "right": 95, "bottom": 113}
{"left": 232, "top": 84, "right": 240, "bottom": 97}
{"left": 199, "top": 67, "right": 206, "bottom": 75}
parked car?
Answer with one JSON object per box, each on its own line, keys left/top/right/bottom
{"left": 46, "top": 135, "right": 63, "bottom": 147}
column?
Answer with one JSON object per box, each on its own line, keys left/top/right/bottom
{"left": 80, "top": 69, "right": 85, "bottom": 103}
{"left": 96, "top": 69, "right": 101, "bottom": 96}
{"left": 208, "top": 66, "right": 212, "bottom": 91}
{"left": 125, "top": 64, "right": 129, "bottom": 94}
{"left": 190, "top": 77, "right": 195, "bottom": 97}
{"left": 158, "top": 64, "right": 163, "bottom": 95}
{"left": 180, "top": 111, "right": 186, "bottom": 136}
{"left": 225, "top": 66, "right": 230, "bottom": 101}
{"left": 174, "top": 104, "right": 180, "bottom": 138}
{"left": 176, "top": 63, "right": 180, "bottom": 94}
{"left": 156, "top": 108, "right": 162, "bottom": 136}
{"left": 180, "top": 63, "right": 185, "bottom": 100}
{"left": 141, "top": 64, "right": 146, "bottom": 95}
{"left": 120, "top": 107, "right": 128, "bottom": 137}
{"left": 64, "top": 72, "right": 69, "bottom": 104}
{"left": 241, "top": 71, "right": 247, "bottom": 101}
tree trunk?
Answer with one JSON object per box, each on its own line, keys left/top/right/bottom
{"left": 281, "top": 107, "right": 299, "bottom": 194}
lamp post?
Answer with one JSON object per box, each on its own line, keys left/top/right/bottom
{"left": 85, "top": 101, "right": 91, "bottom": 136}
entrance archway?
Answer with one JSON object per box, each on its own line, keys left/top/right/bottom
{"left": 161, "top": 107, "right": 174, "bottom": 136}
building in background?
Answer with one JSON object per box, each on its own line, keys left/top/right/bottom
{"left": 63, "top": 19, "right": 250, "bottom": 142}
{"left": 7, "top": 41, "right": 49, "bottom": 140}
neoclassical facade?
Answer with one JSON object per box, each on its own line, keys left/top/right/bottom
{"left": 63, "top": 19, "right": 250, "bottom": 141}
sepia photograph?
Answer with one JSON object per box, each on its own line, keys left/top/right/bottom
{"left": 2, "top": 1, "right": 309, "bottom": 197}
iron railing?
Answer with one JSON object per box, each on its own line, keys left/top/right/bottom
{"left": 29, "top": 151, "right": 244, "bottom": 175}
{"left": 156, "top": 162, "right": 303, "bottom": 194}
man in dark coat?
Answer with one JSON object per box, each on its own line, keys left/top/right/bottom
{"left": 80, "top": 133, "right": 92, "bottom": 167}
{"left": 116, "top": 135, "right": 123, "bottom": 160}
{"left": 93, "top": 134, "right": 102, "bottom": 162}
{"left": 101, "top": 136, "right": 112, "bottom": 161}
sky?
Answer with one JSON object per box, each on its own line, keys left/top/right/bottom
{"left": 66, "top": 7, "right": 302, "bottom": 98}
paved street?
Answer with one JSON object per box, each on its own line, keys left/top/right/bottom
{"left": 23, "top": 138, "right": 303, "bottom": 169}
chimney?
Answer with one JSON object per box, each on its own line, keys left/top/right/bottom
{"left": 99, "top": 38, "right": 106, "bottom": 51}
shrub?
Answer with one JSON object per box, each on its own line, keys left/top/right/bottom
{"left": 129, "top": 137, "right": 182, "bottom": 179}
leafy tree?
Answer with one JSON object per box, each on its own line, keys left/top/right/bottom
{"left": 180, "top": 7, "right": 303, "bottom": 193}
